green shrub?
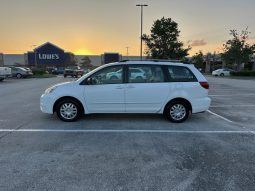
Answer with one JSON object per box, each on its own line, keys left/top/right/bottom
{"left": 231, "top": 71, "right": 255, "bottom": 76}
{"left": 32, "top": 69, "right": 46, "bottom": 75}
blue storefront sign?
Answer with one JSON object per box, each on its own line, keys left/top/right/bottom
{"left": 27, "top": 42, "right": 67, "bottom": 66}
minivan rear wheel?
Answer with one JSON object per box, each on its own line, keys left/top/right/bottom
{"left": 56, "top": 99, "right": 82, "bottom": 122}
{"left": 164, "top": 101, "right": 189, "bottom": 123}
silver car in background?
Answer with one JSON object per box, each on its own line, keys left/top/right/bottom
{"left": 10, "top": 67, "right": 33, "bottom": 78}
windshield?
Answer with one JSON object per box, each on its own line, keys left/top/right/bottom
{"left": 76, "top": 65, "right": 104, "bottom": 82}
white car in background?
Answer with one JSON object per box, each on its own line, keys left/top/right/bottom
{"left": 212, "top": 68, "right": 234, "bottom": 77}
{"left": 0, "top": 67, "right": 12, "bottom": 81}
{"left": 106, "top": 68, "right": 146, "bottom": 80}
{"left": 40, "top": 60, "right": 211, "bottom": 123}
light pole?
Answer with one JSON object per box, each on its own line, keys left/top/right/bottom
{"left": 136, "top": 4, "right": 148, "bottom": 60}
{"left": 126, "top": 46, "right": 130, "bottom": 57}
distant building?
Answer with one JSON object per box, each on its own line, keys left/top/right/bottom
{"left": 26, "top": 42, "right": 75, "bottom": 68}
{"left": 3, "top": 54, "right": 25, "bottom": 66}
{"left": 75, "top": 55, "right": 102, "bottom": 67}
{"left": 0, "top": 53, "right": 3, "bottom": 66}
{"left": 101, "top": 53, "right": 121, "bottom": 64}
{"left": 1, "top": 42, "right": 147, "bottom": 68}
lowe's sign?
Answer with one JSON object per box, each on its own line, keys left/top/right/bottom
{"left": 28, "top": 42, "right": 67, "bottom": 65}
{"left": 38, "top": 54, "right": 60, "bottom": 60}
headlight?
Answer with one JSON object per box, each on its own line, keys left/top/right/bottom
{"left": 45, "top": 86, "right": 57, "bottom": 94}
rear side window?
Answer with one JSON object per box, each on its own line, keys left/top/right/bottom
{"left": 128, "top": 65, "right": 164, "bottom": 83}
{"left": 167, "top": 66, "right": 197, "bottom": 82}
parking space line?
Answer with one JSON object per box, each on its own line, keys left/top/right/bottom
{"left": 241, "top": 126, "right": 255, "bottom": 135}
{"left": 207, "top": 110, "right": 233, "bottom": 123}
{"left": 210, "top": 105, "right": 255, "bottom": 108}
{"left": 209, "top": 94, "right": 255, "bottom": 97}
{"left": 210, "top": 89, "right": 236, "bottom": 90}
{"left": 0, "top": 129, "right": 254, "bottom": 134}
{"left": 209, "top": 89, "right": 237, "bottom": 91}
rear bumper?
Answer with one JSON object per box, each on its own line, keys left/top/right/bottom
{"left": 0, "top": 74, "right": 11, "bottom": 78}
{"left": 192, "top": 97, "right": 211, "bottom": 113}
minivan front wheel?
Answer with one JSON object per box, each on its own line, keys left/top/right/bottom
{"left": 56, "top": 99, "right": 81, "bottom": 122}
{"left": 164, "top": 101, "right": 189, "bottom": 123}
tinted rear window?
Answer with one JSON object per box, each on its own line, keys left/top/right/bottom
{"left": 167, "top": 66, "right": 197, "bottom": 82}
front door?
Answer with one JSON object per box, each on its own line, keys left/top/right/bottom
{"left": 84, "top": 65, "right": 125, "bottom": 113}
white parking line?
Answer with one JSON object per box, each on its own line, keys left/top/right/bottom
{"left": 210, "top": 105, "right": 255, "bottom": 108}
{"left": 207, "top": 110, "right": 233, "bottom": 123}
{"left": 209, "top": 94, "right": 255, "bottom": 97}
{"left": 0, "top": 129, "right": 254, "bottom": 134}
{"left": 209, "top": 89, "right": 237, "bottom": 91}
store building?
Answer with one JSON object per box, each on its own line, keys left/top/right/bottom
{"left": 26, "top": 42, "right": 75, "bottom": 68}
{"left": 1, "top": 42, "right": 145, "bottom": 68}
{"left": 0, "top": 53, "right": 3, "bottom": 66}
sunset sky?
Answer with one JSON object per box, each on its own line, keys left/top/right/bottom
{"left": 1, "top": 0, "right": 255, "bottom": 56}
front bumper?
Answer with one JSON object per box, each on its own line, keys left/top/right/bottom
{"left": 40, "top": 94, "right": 55, "bottom": 114}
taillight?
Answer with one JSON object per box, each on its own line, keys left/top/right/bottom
{"left": 199, "top": 82, "right": 209, "bottom": 89}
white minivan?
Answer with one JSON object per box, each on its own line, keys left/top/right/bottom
{"left": 40, "top": 60, "right": 211, "bottom": 123}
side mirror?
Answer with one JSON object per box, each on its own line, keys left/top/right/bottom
{"left": 86, "top": 77, "right": 97, "bottom": 85}
{"left": 86, "top": 77, "right": 93, "bottom": 85}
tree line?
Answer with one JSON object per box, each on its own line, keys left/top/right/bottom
{"left": 142, "top": 17, "right": 255, "bottom": 71}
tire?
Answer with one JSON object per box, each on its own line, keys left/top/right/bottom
{"left": 56, "top": 99, "right": 82, "bottom": 122}
{"left": 16, "top": 73, "right": 22, "bottom": 78}
{"left": 64, "top": 74, "right": 67, "bottom": 78}
{"left": 0, "top": 78, "right": 4, "bottom": 82}
{"left": 164, "top": 101, "right": 189, "bottom": 123}
{"left": 220, "top": 73, "right": 224, "bottom": 77}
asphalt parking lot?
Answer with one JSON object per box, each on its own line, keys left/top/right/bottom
{"left": 0, "top": 76, "right": 255, "bottom": 191}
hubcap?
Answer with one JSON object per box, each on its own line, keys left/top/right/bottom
{"left": 170, "top": 104, "right": 186, "bottom": 121}
{"left": 60, "top": 103, "right": 78, "bottom": 120}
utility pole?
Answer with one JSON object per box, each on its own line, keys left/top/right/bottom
{"left": 126, "top": 46, "right": 130, "bottom": 57}
{"left": 136, "top": 4, "right": 148, "bottom": 60}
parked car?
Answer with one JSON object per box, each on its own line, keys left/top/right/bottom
{"left": 51, "top": 67, "right": 65, "bottom": 75}
{"left": 41, "top": 60, "right": 211, "bottom": 123}
{"left": 64, "top": 66, "right": 84, "bottom": 78}
{"left": 9, "top": 67, "right": 33, "bottom": 78}
{"left": 0, "top": 67, "right": 12, "bottom": 81}
{"left": 212, "top": 68, "right": 235, "bottom": 76}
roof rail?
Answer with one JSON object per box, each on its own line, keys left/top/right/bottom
{"left": 120, "top": 59, "right": 191, "bottom": 64}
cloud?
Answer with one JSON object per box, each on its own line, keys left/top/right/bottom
{"left": 187, "top": 39, "right": 207, "bottom": 47}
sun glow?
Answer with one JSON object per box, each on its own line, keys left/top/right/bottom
{"left": 74, "top": 48, "right": 93, "bottom": 55}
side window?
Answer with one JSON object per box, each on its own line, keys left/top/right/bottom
{"left": 168, "top": 66, "right": 197, "bottom": 82}
{"left": 128, "top": 65, "right": 164, "bottom": 83}
{"left": 89, "top": 65, "right": 123, "bottom": 85}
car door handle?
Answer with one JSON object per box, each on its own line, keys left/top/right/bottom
{"left": 115, "top": 86, "right": 124, "bottom": 89}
